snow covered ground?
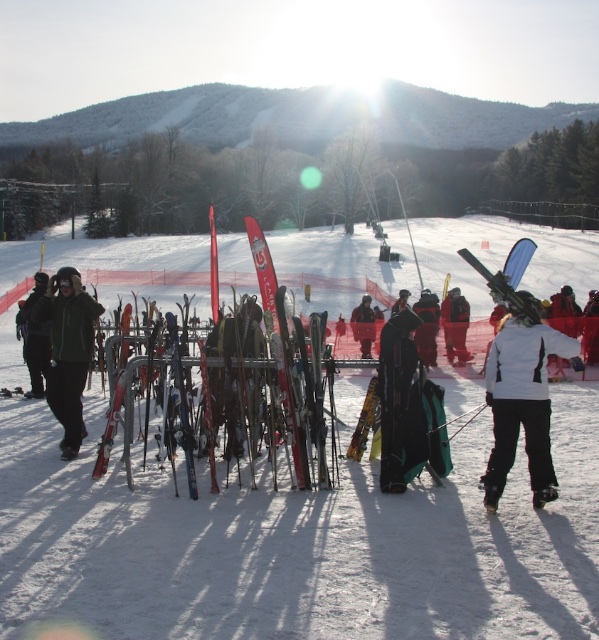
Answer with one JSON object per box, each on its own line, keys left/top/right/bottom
{"left": 0, "top": 215, "right": 598, "bottom": 640}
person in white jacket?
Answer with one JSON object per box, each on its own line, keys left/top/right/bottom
{"left": 481, "top": 291, "right": 581, "bottom": 513}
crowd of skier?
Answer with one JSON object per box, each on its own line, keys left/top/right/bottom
{"left": 347, "top": 283, "right": 598, "bottom": 369}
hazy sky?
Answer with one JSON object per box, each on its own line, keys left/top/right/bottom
{"left": 1, "top": 0, "right": 598, "bottom": 123}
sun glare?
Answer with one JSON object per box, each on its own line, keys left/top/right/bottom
{"left": 332, "top": 73, "right": 385, "bottom": 101}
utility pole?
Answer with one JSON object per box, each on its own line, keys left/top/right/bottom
{"left": 388, "top": 169, "right": 424, "bottom": 290}
{"left": 0, "top": 188, "right": 5, "bottom": 241}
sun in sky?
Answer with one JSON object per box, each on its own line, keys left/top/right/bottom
{"left": 2, "top": 0, "right": 599, "bottom": 122}
{"left": 237, "top": 1, "right": 448, "bottom": 97}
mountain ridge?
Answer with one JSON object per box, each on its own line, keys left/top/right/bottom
{"left": 2, "top": 79, "right": 598, "bottom": 153}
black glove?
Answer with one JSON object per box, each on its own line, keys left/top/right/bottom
{"left": 485, "top": 392, "right": 493, "bottom": 407}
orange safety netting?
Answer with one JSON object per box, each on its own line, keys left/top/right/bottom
{"left": 291, "top": 315, "right": 599, "bottom": 381}
{"left": 0, "top": 271, "right": 379, "bottom": 313}
{"left": 2, "top": 270, "right": 597, "bottom": 381}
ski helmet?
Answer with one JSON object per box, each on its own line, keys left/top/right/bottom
{"left": 56, "top": 266, "right": 82, "bottom": 285}
{"left": 449, "top": 287, "right": 461, "bottom": 296}
{"left": 589, "top": 290, "right": 598, "bottom": 298}
{"left": 362, "top": 295, "right": 372, "bottom": 304}
{"left": 561, "top": 285, "right": 573, "bottom": 297}
{"left": 508, "top": 290, "right": 542, "bottom": 317}
{"left": 421, "top": 288, "right": 431, "bottom": 296}
{"left": 399, "top": 289, "right": 411, "bottom": 299}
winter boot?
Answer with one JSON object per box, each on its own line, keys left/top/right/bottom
{"left": 388, "top": 482, "right": 407, "bottom": 494}
{"left": 61, "top": 447, "right": 79, "bottom": 461}
{"left": 484, "top": 485, "right": 501, "bottom": 513}
{"left": 533, "top": 486, "right": 559, "bottom": 509}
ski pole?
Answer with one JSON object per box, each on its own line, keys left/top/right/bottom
{"left": 428, "top": 402, "right": 487, "bottom": 437}
{"left": 443, "top": 404, "right": 488, "bottom": 444}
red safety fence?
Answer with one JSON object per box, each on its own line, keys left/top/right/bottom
{"left": 2, "top": 270, "right": 597, "bottom": 380}
{"left": 0, "top": 276, "right": 38, "bottom": 314}
{"left": 0, "top": 271, "right": 378, "bottom": 313}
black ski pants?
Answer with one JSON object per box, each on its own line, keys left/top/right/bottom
{"left": 24, "top": 335, "right": 52, "bottom": 396}
{"left": 46, "top": 360, "right": 89, "bottom": 452}
{"left": 482, "top": 398, "right": 557, "bottom": 493}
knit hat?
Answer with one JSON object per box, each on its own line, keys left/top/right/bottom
{"left": 34, "top": 272, "right": 49, "bottom": 288}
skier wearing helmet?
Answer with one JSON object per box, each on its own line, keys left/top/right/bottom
{"left": 351, "top": 295, "right": 376, "bottom": 358}
{"left": 481, "top": 290, "right": 581, "bottom": 513}
{"left": 441, "top": 287, "right": 472, "bottom": 365}
{"left": 391, "top": 289, "right": 411, "bottom": 315}
{"left": 15, "top": 272, "right": 52, "bottom": 399}
{"left": 31, "top": 266, "right": 105, "bottom": 461}
{"left": 412, "top": 289, "right": 441, "bottom": 368}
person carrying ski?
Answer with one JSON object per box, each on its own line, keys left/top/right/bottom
{"left": 412, "top": 289, "right": 441, "bottom": 368}
{"left": 15, "top": 272, "right": 53, "bottom": 399}
{"left": 378, "top": 307, "right": 423, "bottom": 493}
{"left": 481, "top": 291, "right": 581, "bottom": 513}
{"left": 351, "top": 295, "right": 376, "bottom": 359}
{"left": 31, "top": 266, "right": 105, "bottom": 461}
{"left": 391, "top": 289, "right": 411, "bottom": 315}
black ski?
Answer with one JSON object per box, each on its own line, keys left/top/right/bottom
{"left": 291, "top": 316, "right": 318, "bottom": 484}
{"left": 457, "top": 248, "right": 540, "bottom": 325}
{"left": 165, "top": 312, "right": 199, "bottom": 499}
{"left": 310, "top": 312, "right": 331, "bottom": 490}
{"left": 275, "top": 286, "right": 312, "bottom": 489}
{"left": 142, "top": 320, "right": 162, "bottom": 471}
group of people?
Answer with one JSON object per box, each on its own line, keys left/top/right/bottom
{"left": 16, "top": 268, "right": 105, "bottom": 461}
{"left": 547, "top": 285, "right": 599, "bottom": 364}
{"left": 351, "top": 283, "right": 584, "bottom": 512}
{"left": 15, "top": 267, "right": 587, "bottom": 512}
{"left": 350, "top": 286, "right": 473, "bottom": 366}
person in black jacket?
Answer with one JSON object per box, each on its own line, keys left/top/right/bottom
{"left": 378, "top": 307, "right": 423, "bottom": 493}
{"left": 32, "top": 266, "right": 105, "bottom": 461}
{"left": 351, "top": 295, "right": 376, "bottom": 359}
{"left": 15, "top": 272, "right": 52, "bottom": 399}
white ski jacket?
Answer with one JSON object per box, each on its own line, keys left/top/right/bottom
{"left": 486, "top": 318, "right": 581, "bottom": 401}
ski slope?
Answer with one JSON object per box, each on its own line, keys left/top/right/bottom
{"left": 0, "top": 215, "right": 597, "bottom": 640}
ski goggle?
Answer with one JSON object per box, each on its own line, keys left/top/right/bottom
{"left": 59, "top": 279, "right": 73, "bottom": 288}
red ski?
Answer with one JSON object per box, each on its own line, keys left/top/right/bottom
{"left": 92, "top": 303, "right": 133, "bottom": 480}
{"left": 245, "top": 216, "right": 308, "bottom": 489}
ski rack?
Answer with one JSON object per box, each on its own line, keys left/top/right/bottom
{"left": 101, "top": 338, "right": 378, "bottom": 492}
{"left": 117, "top": 354, "right": 313, "bottom": 491}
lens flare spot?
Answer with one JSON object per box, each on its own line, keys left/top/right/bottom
{"left": 300, "top": 167, "right": 322, "bottom": 190}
